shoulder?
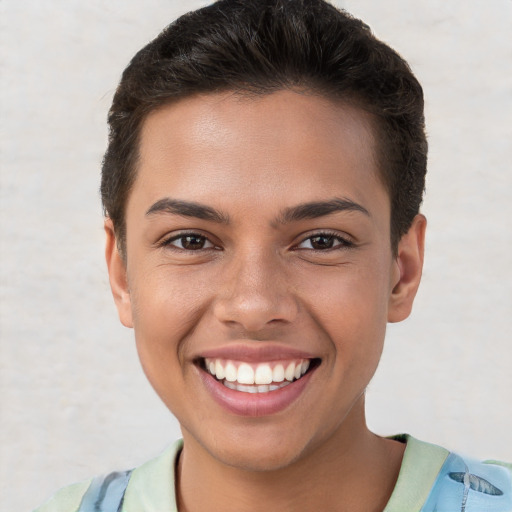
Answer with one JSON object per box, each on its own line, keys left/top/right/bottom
{"left": 33, "top": 480, "right": 91, "bottom": 512}
{"left": 422, "top": 452, "right": 512, "bottom": 512}
{"left": 33, "top": 439, "right": 183, "bottom": 512}
{"left": 384, "top": 435, "right": 512, "bottom": 512}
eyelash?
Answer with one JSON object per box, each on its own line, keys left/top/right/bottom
{"left": 158, "top": 230, "right": 354, "bottom": 252}
{"left": 294, "top": 231, "right": 354, "bottom": 251}
{"left": 158, "top": 231, "right": 218, "bottom": 252}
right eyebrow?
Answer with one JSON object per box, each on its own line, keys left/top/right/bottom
{"left": 276, "top": 197, "right": 370, "bottom": 224}
{"left": 145, "top": 198, "right": 230, "bottom": 224}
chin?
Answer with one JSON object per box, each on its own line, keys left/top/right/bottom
{"left": 214, "top": 443, "right": 307, "bottom": 473}
{"left": 195, "top": 422, "right": 320, "bottom": 473}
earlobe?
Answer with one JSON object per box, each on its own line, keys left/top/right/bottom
{"left": 104, "top": 219, "right": 133, "bottom": 328}
{"left": 387, "top": 214, "right": 427, "bottom": 323}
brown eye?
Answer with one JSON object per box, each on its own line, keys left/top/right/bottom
{"left": 181, "top": 235, "right": 207, "bottom": 249}
{"left": 309, "top": 235, "right": 335, "bottom": 250}
{"left": 165, "top": 233, "right": 215, "bottom": 250}
{"left": 297, "top": 233, "right": 353, "bottom": 251}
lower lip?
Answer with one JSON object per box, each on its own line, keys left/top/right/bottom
{"left": 198, "top": 366, "right": 316, "bottom": 417}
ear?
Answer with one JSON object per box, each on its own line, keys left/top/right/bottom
{"left": 104, "top": 218, "right": 133, "bottom": 328}
{"left": 388, "top": 214, "right": 427, "bottom": 323}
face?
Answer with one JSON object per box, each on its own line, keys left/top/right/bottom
{"left": 106, "top": 90, "right": 424, "bottom": 471}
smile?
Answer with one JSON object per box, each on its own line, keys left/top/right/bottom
{"left": 203, "top": 358, "right": 311, "bottom": 393}
{"left": 195, "top": 347, "right": 321, "bottom": 416}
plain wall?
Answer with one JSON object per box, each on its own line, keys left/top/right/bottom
{"left": 0, "top": 1, "right": 510, "bottom": 510}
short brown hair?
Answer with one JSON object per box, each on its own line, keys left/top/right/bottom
{"left": 101, "top": 0, "right": 427, "bottom": 255}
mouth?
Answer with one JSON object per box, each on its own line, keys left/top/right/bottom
{"left": 198, "top": 357, "right": 321, "bottom": 394}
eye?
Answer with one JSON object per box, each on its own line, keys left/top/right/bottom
{"left": 163, "top": 233, "right": 216, "bottom": 251}
{"left": 296, "top": 233, "right": 353, "bottom": 250}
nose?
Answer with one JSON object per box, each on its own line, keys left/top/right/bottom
{"left": 212, "top": 248, "right": 299, "bottom": 333}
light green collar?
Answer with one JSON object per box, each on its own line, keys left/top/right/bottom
{"left": 123, "top": 439, "right": 183, "bottom": 512}
{"left": 383, "top": 434, "right": 449, "bottom": 512}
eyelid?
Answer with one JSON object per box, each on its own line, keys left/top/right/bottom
{"left": 157, "top": 230, "right": 220, "bottom": 251}
{"left": 294, "top": 230, "right": 355, "bottom": 250}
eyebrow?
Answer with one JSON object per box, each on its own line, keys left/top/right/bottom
{"left": 145, "top": 196, "right": 369, "bottom": 225}
{"left": 146, "top": 198, "right": 230, "bottom": 224}
{"left": 276, "top": 198, "right": 370, "bottom": 224}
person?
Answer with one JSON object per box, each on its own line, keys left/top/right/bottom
{"left": 34, "top": 0, "right": 511, "bottom": 511}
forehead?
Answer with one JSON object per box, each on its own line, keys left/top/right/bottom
{"left": 131, "top": 90, "right": 387, "bottom": 219}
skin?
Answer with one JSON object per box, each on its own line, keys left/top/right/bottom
{"left": 105, "top": 90, "right": 426, "bottom": 512}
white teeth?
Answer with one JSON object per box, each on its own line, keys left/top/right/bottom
{"left": 237, "top": 363, "right": 255, "bottom": 384}
{"left": 215, "top": 360, "right": 225, "bottom": 380}
{"left": 272, "top": 364, "right": 285, "bottom": 382}
{"left": 285, "top": 362, "right": 295, "bottom": 382}
{"left": 224, "top": 380, "right": 291, "bottom": 393}
{"left": 205, "top": 358, "right": 313, "bottom": 392}
{"left": 254, "top": 364, "right": 273, "bottom": 385}
{"left": 225, "top": 361, "right": 237, "bottom": 382}
{"left": 224, "top": 381, "right": 258, "bottom": 393}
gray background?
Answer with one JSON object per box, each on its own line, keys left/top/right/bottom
{"left": 1, "top": 1, "right": 511, "bottom": 510}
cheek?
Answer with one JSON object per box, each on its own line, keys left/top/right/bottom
{"left": 130, "top": 262, "right": 211, "bottom": 326}
{"left": 303, "top": 259, "right": 391, "bottom": 326}
{"left": 299, "top": 258, "right": 391, "bottom": 371}
{"left": 128, "top": 265, "right": 212, "bottom": 380}
{"left": 127, "top": 270, "right": 212, "bottom": 423}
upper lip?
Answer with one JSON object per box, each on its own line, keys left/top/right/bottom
{"left": 194, "top": 343, "right": 318, "bottom": 363}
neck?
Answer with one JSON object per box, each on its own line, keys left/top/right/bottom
{"left": 176, "top": 399, "right": 404, "bottom": 512}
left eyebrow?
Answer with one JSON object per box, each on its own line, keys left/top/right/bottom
{"left": 145, "top": 198, "right": 230, "bottom": 224}
{"left": 275, "top": 198, "right": 370, "bottom": 224}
